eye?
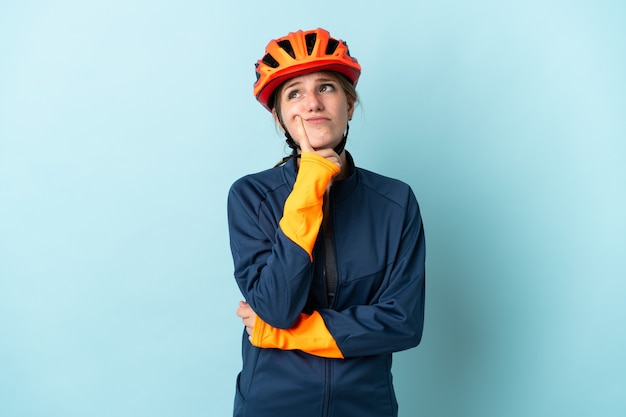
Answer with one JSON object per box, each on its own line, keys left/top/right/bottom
{"left": 286, "top": 89, "right": 300, "bottom": 100}
{"left": 319, "top": 83, "right": 336, "bottom": 93}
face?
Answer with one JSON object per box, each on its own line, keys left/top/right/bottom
{"left": 273, "top": 72, "right": 354, "bottom": 151}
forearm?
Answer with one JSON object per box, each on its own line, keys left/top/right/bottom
{"left": 252, "top": 311, "right": 344, "bottom": 359}
{"left": 250, "top": 293, "right": 424, "bottom": 359}
{"left": 279, "top": 153, "right": 339, "bottom": 260}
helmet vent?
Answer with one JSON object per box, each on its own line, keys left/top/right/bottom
{"left": 342, "top": 41, "right": 352, "bottom": 56}
{"left": 262, "top": 53, "right": 280, "bottom": 68}
{"left": 305, "top": 33, "right": 317, "bottom": 55}
{"left": 277, "top": 40, "right": 295, "bottom": 59}
{"left": 325, "top": 38, "right": 339, "bottom": 55}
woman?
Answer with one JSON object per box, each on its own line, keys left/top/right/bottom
{"left": 228, "top": 28, "right": 426, "bottom": 417}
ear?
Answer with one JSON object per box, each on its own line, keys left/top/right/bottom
{"left": 347, "top": 99, "right": 355, "bottom": 121}
{"left": 272, "top": 108, "right": 286, "bottom": 133}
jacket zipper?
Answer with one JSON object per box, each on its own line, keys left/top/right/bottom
{"left": 322, "top": 193, "right": 338, "bottom": 307}
{"left": 320, "top": 234, "right": 332, "bottom": 417}
{"left": 322, "top": 359, "right": 332, "bottom": 417}
{"left": 321, "top": 193, "right": 336, "bottom": 416}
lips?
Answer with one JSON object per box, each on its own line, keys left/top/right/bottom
{"left": 305, "top": 117, "right": 330, "bottom": 124}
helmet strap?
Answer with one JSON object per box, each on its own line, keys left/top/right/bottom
{"left": 279, "top": 118, "right": 301, "bottom": 152}
{"left": 333, "top": 123, "right": 349, "bottom": 155}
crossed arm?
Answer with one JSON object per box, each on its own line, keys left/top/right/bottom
{"left": 230, "top": 118, "right": 425, "bottom": 359}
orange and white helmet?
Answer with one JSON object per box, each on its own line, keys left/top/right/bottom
{"left": 254, "top": 28, "right": 361, "bottom": 111}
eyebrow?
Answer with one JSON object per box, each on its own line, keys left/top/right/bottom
{"left": 283, "top": 77, "right": 337, "bottom": 91}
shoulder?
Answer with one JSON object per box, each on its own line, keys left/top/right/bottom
{"left": 230, "top": 163, "right": 289, "bottom": 193}
{"left": 355, "top": 167, "right": 417, "bottom": 208}
{"left": 228, "top": 165, "right": 292, "bottom": 210}
{"left": 353, "top": 167, "right": 424, "bottom": 235}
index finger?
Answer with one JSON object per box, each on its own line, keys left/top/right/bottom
{"left": 294, "top": 116, "right": 314, "bottom": 153}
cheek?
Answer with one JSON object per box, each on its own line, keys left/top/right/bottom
{"left": 278, "top": 103, "right": 297, "bottom": 121}
{"left": 337, "top": 105, "right": 350, "bottom": 124}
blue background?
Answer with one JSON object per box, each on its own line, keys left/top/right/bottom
{"left": 1, "top": 1, "right": 625, "bottom": 416}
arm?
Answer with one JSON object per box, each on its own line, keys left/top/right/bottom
{"left": 238, "top": 305, "right": 343, "bottom": 359}
{"left": 279, "top": 153, "right": 340, "bottom": 260}
{"left": 250, "top": 190, "right": 426, "bottom": 358}
{"left": 228, "top": 152, "right": 339, "bottom": 328}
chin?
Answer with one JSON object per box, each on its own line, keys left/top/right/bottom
{"left": 311, "top": 138, "right": 341, "bottom": 150}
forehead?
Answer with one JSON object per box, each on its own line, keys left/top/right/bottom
{"left": 283, "top": 72, "right": 340, "bottom": 89}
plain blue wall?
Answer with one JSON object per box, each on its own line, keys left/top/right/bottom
{"left": 1, "top": 1, "right": 624, "bottom": 416}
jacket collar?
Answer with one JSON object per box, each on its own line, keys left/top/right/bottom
{"left": 330, "top": 151, "right": 358, "bottom": 203}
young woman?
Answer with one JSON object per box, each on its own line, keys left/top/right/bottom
{"left": 227, "top": 28, "right": 426, "bottom": 417}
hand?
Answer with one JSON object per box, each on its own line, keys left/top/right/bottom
{"left": 236, "top": 301, "right": 257, "bottom": 341}
{"left": 294, "top": 116, "right": 341, "bottom": 172}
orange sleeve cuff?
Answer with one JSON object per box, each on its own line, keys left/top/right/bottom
{"left": 279, "top": 153, "right": 339, "bottom": 260}
{"left": 251, "top": 311, "right": 344, "bottom": 359}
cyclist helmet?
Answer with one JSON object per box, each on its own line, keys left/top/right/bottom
{"left": 254, "top": 28, "right": 361, "bottom": 111}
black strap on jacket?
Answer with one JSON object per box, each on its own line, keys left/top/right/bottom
{"left": 323, "top": 197, "right": 338, "bottom": 306}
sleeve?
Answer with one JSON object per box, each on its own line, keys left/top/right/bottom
{"left": 228, "top": 153, "right": 339, "bottom": 329}
{"left": 252, "top": 311, "right": 344, "bottom": 359}
{"left": 279, "top": 153, "right": 340, "bottom": 260}
{"left": 250, "top": 189, "right": 426, "bottom": 358}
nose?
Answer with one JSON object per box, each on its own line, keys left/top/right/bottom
{"left": 305, "top": 91, "right": 323, "bottom": 112}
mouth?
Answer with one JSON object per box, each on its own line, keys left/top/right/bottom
{"left": 304, "top": 117, "right": 330, "bottom": 124}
